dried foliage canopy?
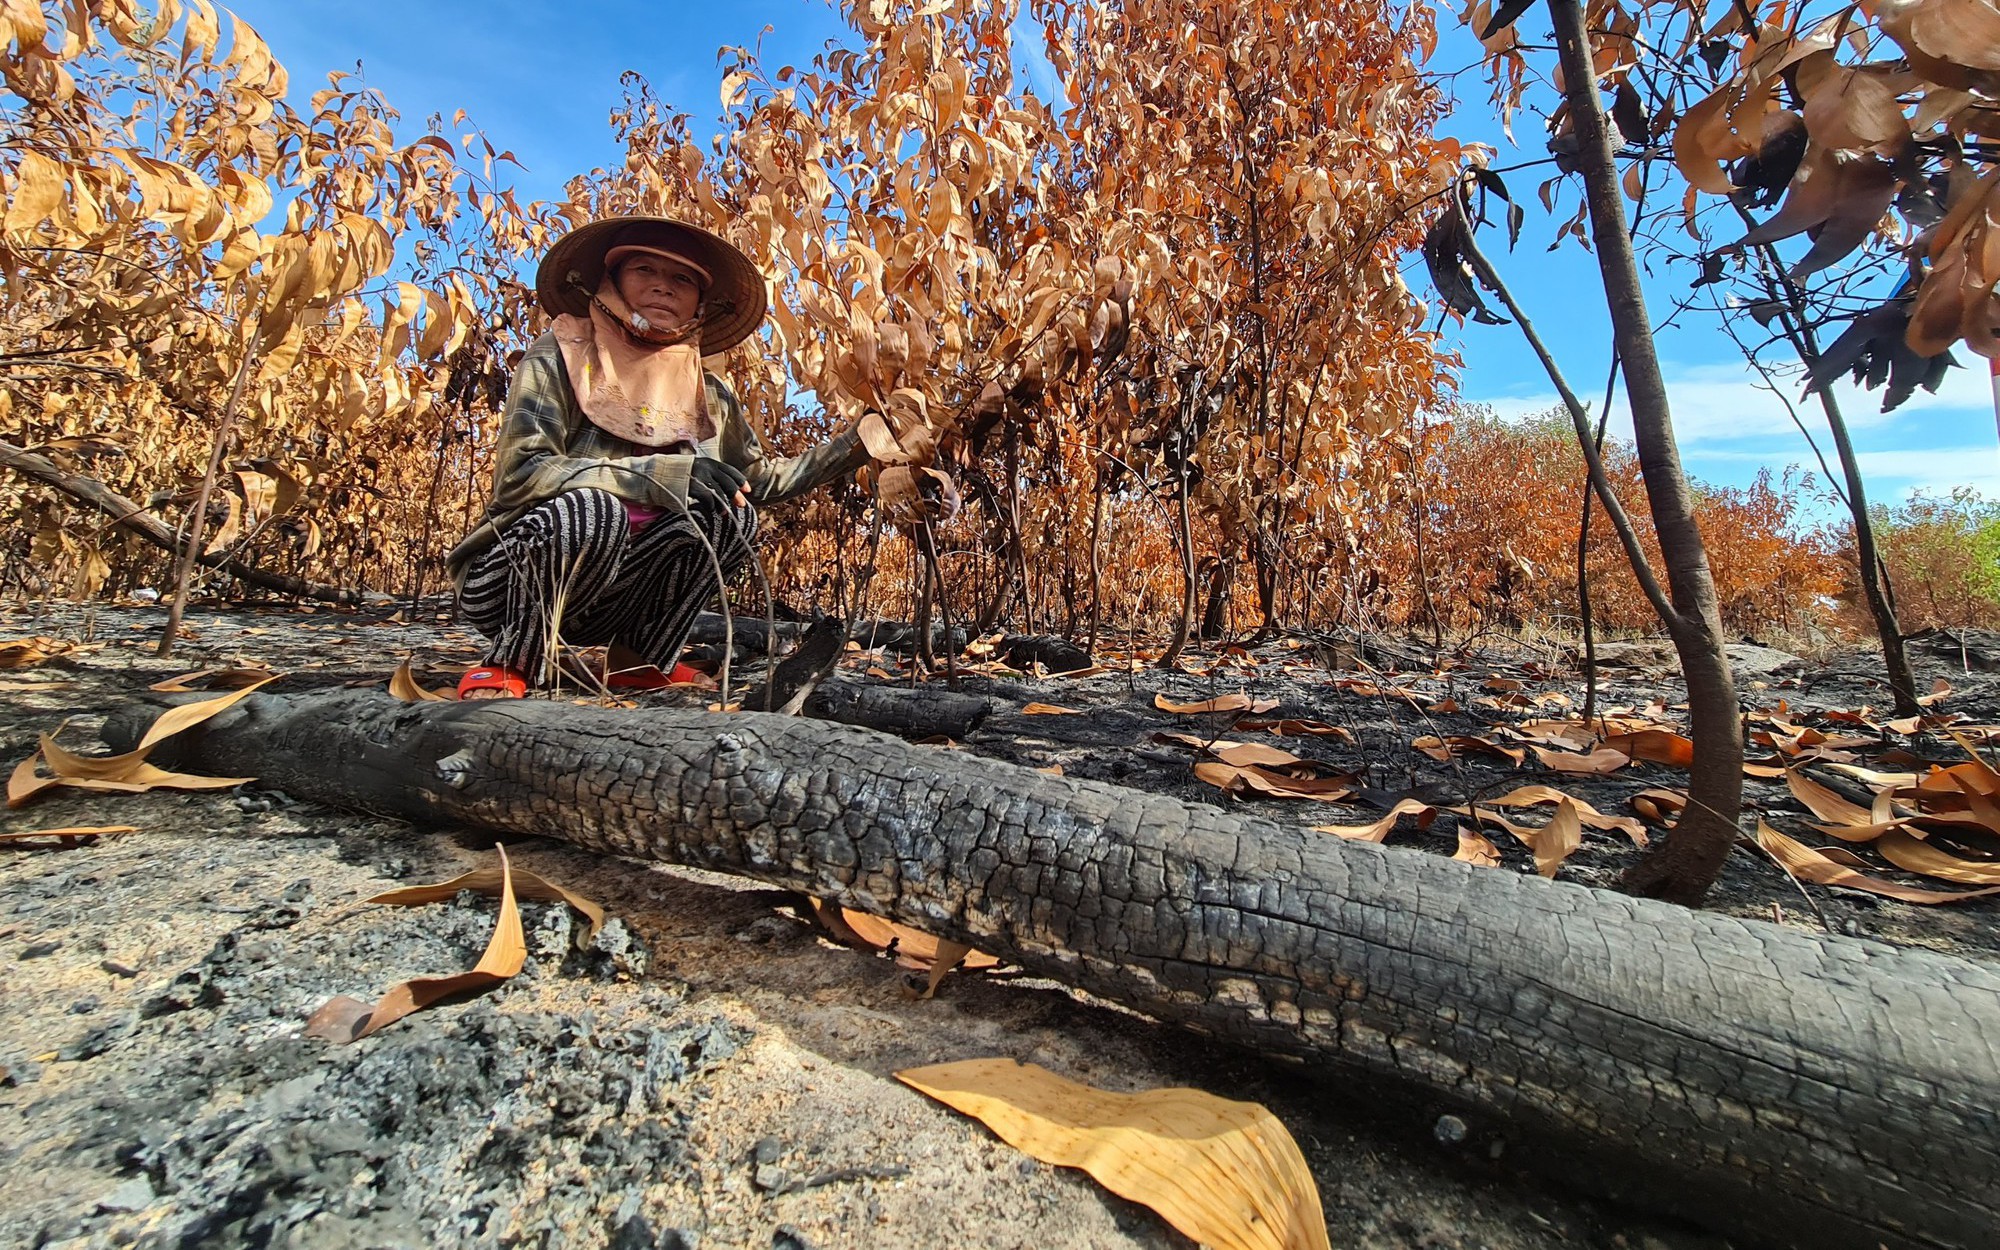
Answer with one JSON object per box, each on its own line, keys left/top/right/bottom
{"left": 1, "top": 0, "right": 1469, "bottom": 640}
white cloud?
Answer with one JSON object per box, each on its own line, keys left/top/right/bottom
{"left": 1463, "top": 360, "right": 2000, "bottom": 504}
{"left": 1852, "top": 447, "right": 2000, "bottom": 502}
{"left": 1471, "top": 359, "right": 1995, "bottom": 449}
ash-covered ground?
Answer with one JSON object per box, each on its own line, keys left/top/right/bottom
{"left": 3, "top": 597, "right": 1993, "bottom": 1249}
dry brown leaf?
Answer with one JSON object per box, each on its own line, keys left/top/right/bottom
{"left": 1310, "top": 797, "right": 1436, "bottom": 842}
{"left": 1208, "top": 742, "right": 1310, "bottom": 770}
{"left": 896, "top": 1058, "right": 1329, "bottom": 1250}
{"left": 1786, "top": 769, "right": 1876, "bottom": 827}
{"left": 149, "top": 667, "right": 279, "bottom": 692}
{"left": 923, "top": 939, "right": 975, "bottom": 999}
{"left": 1478, "top": 785, "right": 1649, "bottom": 846}
{"left": 1532, "top": 745, "right": 1630, "bottom": 775}
{"left": 1629, "top": 787, "right": 1688, "bottom": 825}
{"left": 8, "top": 680, "right": 272, "bottom": 808}
{"left": 810, "top": 901, "right": 1000, "bottom": 972}
{"left": 1155, "top": 692, "right": 1278, "bottom": 715}
{"left": 1508, "top": 719, "right": 1596, "bottom": 747}
{"left": 1413, "top": 735, "right": 1525, "bottom": 765}
{"left": 306, "top": 845, "right": 529, "bottom": 1043}
{"left": 368, "top": 864, "right": 607, "bottom": 940}
{"left": 1195, "top": 761, "right": 1354, "bottom": 802}
{"left": 1022, "top": 702, "right": 1083, "bottom": 715}
{"left": 389, "top": 659, "right": 455, "bottom": 702}
{"left": 1875, "top": 829, "right": 2000, "bottom": 885}
{"left": 0, "top": 638, "right": 73, "bottom": 669}
{"left": 1530, "top": 799, "right": 1583, "bottom": 877}
{"left": 0, "top": 824, "right": 138, "bottom": 845}
{"left": 1755, "top": 822, "right": 2000, "bottom": 905}
{"left": 1237, "top": 718, "right": 1355, "bottom": 743}
{"left": 1452, "top": 827, "right": 1501, "bottom": 867}
{"left": 1599, "top": 728, "right": 1694, "bottom": 768}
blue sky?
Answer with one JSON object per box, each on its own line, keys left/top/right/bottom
{"left": 224, "top": 0, "right": 1998, "bottom": 514}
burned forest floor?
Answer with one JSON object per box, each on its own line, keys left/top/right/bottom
{"left": 2, "top": 595, "right": 1996, "bottom": 1250}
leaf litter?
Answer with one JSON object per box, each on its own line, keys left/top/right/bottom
{"left": 7, "top": 679, "right": 274, "bottom": 807}
{"left": 306, "top": 845, "right": 530, "bottom": 1042}
{"left": 896, "top": 1058, "right": 1329, "bottom": 1250}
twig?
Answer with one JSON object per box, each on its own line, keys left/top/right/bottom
{"left": 1450, "top": 185, "right": 1677, "bottom": 626}
{"left": 161, "top": 340, "right": 259, "bottom": 657}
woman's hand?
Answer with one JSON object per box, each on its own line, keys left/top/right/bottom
{"left": 691, "top": 456, "right": 750, "bottom": 508}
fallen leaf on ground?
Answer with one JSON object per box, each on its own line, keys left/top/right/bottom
{"left": 368, "top": 864, "right": 608, "bottom": 940}
{"left": 1918, "top": 678, "right": 1953, "bottom": 707}
{"left": 1875, "top": 830, "right": 2000, "bottom": 885}
{"left": 7, "top": 680, "right": 273, "bottom": 807}
{"left": 1787, "top": 769, "right": 1878, "bottom": 827}
{"left": 0, "top": 680, "right": 75, "bottom": 693}
{"left": 1196, "top": 762, "right": 1354, "bottom": 802}
{"left": 1022, "top": 702, "right": 1083, "bottom": 715}
{"left": 1413, "top": 735, "right": 1525, "bottom": 765}
{"left": 306, "top": 845, "right": 528, "bottom": 1042}
{"left": 0, "top": 638, "right": 73, "bottom": 669}
{"left": 1332, "top": 678, "right": 1421, "bottom": 702}
{"left": 1048, "top": 665, "right": 1109, "bottom": 679}
{"left": 1508, "top": 719, "right": 1596, "bottom": 747}
{"left": 1477, "top": 785, "right": 1648, "bottom": 845}
{"left": 1311, "top": 797, "right": 1436, "bottom": 842}
{"left": 150, "top": 667, "right": 278, "bottom": 693}
{"left": 1822, "top": 764, "right": 1919, "bottom": 789}
{"left": 1236, "top": 717, "right": 1356, "bottom": 742}
{"left": 1529, "top": 799, "right": 1583, "bottom": 877}
{"left": 896, "top": 1058, "right": 1329, "bottom": 1250}
{"left": 1532, "top": 745, "right": 1631, "bottom": 775}
{"left": 1755, "top": 822, "right": 2000, "bottom": 905}
{"left": 1452, "top": 828, "right": 1501, "bottom": 866}
{"left": 1155, "top": 692, "right": 1279, "bottom": 715}
{"left": 1155, "top": 733, "right": 1314, "bottom": 771}
{"left": 1600, "top": 728, "right": 1695, "bottom": 768}
{"left": 390, "top": 659, "right": 456, "bottom": 702}
{"left": 809, "top": 901, "right": 1000, "bottom": 973}
{"left": 0, "top": 825, "right": 138, "bottom": 846}
{"left": 923, "top": 939, "right": 976, "bottom": 998}
{"left": 1628, "top": 788, "right": 1688, "bottom": 825}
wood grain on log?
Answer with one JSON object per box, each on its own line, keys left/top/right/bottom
{"left": 110, "top": 692, "right": 2000, "bottom": 1250}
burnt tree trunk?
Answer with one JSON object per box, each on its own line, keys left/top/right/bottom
{"left": 113, "top": 690, "right": 2000, "bottom": 1250}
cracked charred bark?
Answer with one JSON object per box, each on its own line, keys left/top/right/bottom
{"left": 115, "top": 692, "right": 2000, "bottom": 1250}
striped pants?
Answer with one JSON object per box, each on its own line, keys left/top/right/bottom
{"left": 459, "top": 487, "right": 757, "bottom": 683}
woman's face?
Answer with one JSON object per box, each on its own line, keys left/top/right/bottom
{"left": 614, "top": 254, "right": 702, "bottom": 327}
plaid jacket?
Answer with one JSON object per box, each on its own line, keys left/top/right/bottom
{"left": 447, "top": 332, "right": 864, "bottom": 586}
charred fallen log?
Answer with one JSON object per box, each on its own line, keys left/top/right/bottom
{"left": 107, "top": 692, "right": 2000, "bottom": 1250}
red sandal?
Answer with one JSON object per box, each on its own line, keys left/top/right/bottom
{"left": 606, "top": 661, "right": 711, "bottom": 690}
{"left": 457, "top": 665, "right": 528, "bottom": 699}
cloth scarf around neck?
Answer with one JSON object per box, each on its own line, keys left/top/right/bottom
{"left": 550, "top": 280, "right": 717, "bottom": 450}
